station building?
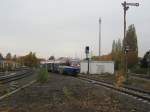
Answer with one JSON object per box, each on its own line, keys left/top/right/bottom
{"left": 80, "top": 60, "right": 114, "bottom": 74}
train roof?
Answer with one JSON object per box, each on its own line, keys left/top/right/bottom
{"left": 40, "top": 60, "right": 66, "bottom": 64}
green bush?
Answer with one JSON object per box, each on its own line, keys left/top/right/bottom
{"left": 37, "top": 68, "right": 49, "bottom": 83}
{"left": 131, "top": 67, "right": 148, "bottom": 74}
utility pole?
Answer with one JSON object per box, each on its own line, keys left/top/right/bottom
{"left": 147, "top": 51, "right": 150, "bottom": 77}
{"left": 122, "top": 1, "right": 139, "bottom": 44}
{"left": 121, "top": 1, "right": 139, "bottom": 83}
{"left": 99, "top": 18, "right": 101, "bottom": 57}
{"left": 85, "top": 46, "right": 90, "bottom": 74}
{"left": 45, "top": 60, "right": 48, "bottom": 71}
{"left": 148, "top": 59, "right": 150, "bottom": 77}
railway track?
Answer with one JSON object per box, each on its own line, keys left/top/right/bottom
{"left": 78, "top": 76, "right": 150, "bottom": 103}
{"left": 0, "top": 69, "right": 33, "bottom": 84}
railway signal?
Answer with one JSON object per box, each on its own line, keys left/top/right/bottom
{"left": 121, "top": 1, "right": 139, "bottom": 43}
{"left": 121, "top": 1, "right": 139, "bottom": 83}
{"left": 85, "top": 46, "right": 89, "bottom": 54}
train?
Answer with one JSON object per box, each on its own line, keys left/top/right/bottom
{"left": 40, "top": 60, "right": 80, "bottom": 76}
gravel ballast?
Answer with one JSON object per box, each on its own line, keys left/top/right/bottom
{"left": 0, "top": 73, "right": 150, "bottom": 112}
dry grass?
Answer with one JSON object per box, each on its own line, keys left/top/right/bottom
{"left": 115, "top": 71, "right": 125, "bottom": 87}
{"left": 61, "top": 96, "right": 120, "bottom": 112}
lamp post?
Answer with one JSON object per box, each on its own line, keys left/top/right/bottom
{"left": 85, "top": 46, "right": 89, "bottom": 74}
{"left": 45, "top": 59, "right": 48, "bottom": 71}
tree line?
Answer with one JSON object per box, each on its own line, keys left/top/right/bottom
{"left": 0, "top": 52, "right": 39, "bottom": 71}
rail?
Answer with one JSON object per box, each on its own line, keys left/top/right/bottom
{"left": 0, "top": 69, "right": 33, "bottom": 84}
{"left": 78, "top": 76, "right": 150, "bottom": 103}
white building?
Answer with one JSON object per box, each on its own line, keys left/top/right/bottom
{"left": 80, "top": 60, "right": 114, "bottom": 74}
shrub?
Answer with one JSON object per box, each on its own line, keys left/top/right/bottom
{"left": 115, "top": 71, "right": 125, "bottom": 87}
{"left": 37, "top": 68, "right": 49, "bottom": 83}
{"left": 131, "top": 67, "right": 148, "bottom": 74}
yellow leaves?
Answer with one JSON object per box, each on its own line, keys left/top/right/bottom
{"left": 115, "top": 71, "right": 125, "bottom": 87}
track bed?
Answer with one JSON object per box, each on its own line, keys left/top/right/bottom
{"left": 0, "top": 73, "right": 150, "bottom": 112}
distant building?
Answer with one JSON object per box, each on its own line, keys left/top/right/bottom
{"left": 80, "top": 60, "right": 114, "bottom": 74}
{"left": 0, "top": 58, "right": 19, "bottom": 71}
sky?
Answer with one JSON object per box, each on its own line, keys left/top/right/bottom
{"left": 0, "top": 0, "right": 149, "bottom": 59}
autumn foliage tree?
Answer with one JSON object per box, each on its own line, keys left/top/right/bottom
{"left": 123, "top": 24, "right": 138, "bottom": 68}
{"left": 17, "top": 52, "right": 39, "bottom": 68}
{"left": 6, "top": 53, "right": 12, "bottom": 61}
{"left": 5, "top": 53, "right": 13, "bottom": 70}
{"left": 23, "top": 52, "right": 39, "bottom": 67}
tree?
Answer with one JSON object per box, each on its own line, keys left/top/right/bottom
{"left": 6, "top": 53, "right": 12, "bottom": 60}
{"left": 123, "top": 24, "right": 138, "bottom": 52}
{"left": 111, "top": 39, "right": 123, "bottom": 70}
{"left": 123, "top": 24, "right": 138, "bottom": 68}
{"left": 0, "top": 53, "right": 4, "bottom": 71}
{"left": 5, "top": 53, "right": 12, "bottom": 71}
{"left": 23, "top": 52, "right": 39, "bottom": 67}
{"left": 12, "top": 55, "right": 17, "bottom": 61}
{"left": 140, "top": 51, "right": 150, "bottom": 68}
{"left": 17, "top": 56, "right": 24, "bottom": 66}
{"left": 112, "top": 40, "right": 116, "bottom": 55}
{"left": 117, "top": 39, "right": 122, "bottom": 53}
{"left": 49, "top": 56, "right": 55, "bottom": 60}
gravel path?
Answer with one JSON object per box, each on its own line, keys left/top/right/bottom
{"left": 0, "top": 73, "right": 150, "bottom": 112}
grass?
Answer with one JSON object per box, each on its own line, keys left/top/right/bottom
{"left": 37, "top": 68, "right": 49, "bottom": 83}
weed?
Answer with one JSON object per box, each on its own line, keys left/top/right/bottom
{"left": 37, "top": 68, "right": 49, "bottom": 83}
{"left": 115, "top": 71, "right": 125, "bottom": 87}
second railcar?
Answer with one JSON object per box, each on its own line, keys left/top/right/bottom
{"left": 42, "top": 61, "right": 80, "bottom": 76}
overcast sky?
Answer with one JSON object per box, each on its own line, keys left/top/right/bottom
{"left": 0, "top": 0, "right": 149, "bottom": 58}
